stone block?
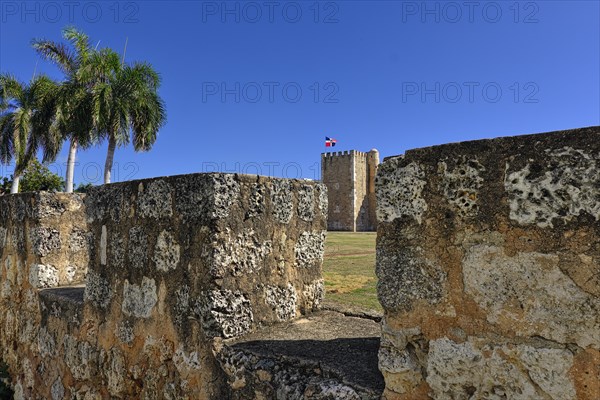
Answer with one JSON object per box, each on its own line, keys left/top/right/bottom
{"left": 0, "top": 173, "right": 327, "bottom": 399}
{"left": 375, "top": 127, "right": 600, "bottom": 399}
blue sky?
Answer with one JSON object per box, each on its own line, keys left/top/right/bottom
{"left": 1, "top": 1, "right": 599, "bottom": 184}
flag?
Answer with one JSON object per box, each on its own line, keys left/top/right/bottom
{"left": 325, "top": 137, "right": 337, "bottom": 147}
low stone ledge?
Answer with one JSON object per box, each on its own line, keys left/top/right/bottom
{"left": 320, "top": 299, "right": 382, "bottom": 323}
{"left": 214, "top": 310, "right": 384, "bottom": 399}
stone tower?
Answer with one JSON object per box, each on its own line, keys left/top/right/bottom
{"left": 321, "top": 149, "right": 380, "bottom": 231}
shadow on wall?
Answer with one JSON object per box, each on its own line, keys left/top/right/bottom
{"left": 356, "top": 195, "right": 374, "bottom": 231}
{"left": 0, "top": 362, "right": 12, "bottom": 400}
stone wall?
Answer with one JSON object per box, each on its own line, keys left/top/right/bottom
{"left": 321, "top": 149, "right": 379, "bottom": 231}
{"left": 375, "top": 127, "right": 600, "bottom": 399}
{"left": 0, "top": 193, "right": 90, "bottom": 399}
{"left": 322, "top": 151, "right": 355, "bottom": 231}
{"left": 0, "top": 173, "right": 327, "bottom": 399}
{"left": 355, "top": 151, "right": 370, "bottom": 231}
{"left": 367, "top": 149, "right": 380, "bottom": 231}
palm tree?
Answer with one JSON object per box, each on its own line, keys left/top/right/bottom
{"left": 33, "top": 27, "right": 166, "bottom": 186}
{"left": 91, "top": 56, "right": 166, "bottom": 184}
{"left": 0, "top": 74, "right": 59, "bottom": 193}
{"left": 32, "top": 27, "right": 98, "bottom": 193}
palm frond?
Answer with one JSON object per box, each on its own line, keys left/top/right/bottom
{"left": 0, "top": 74, "right": 25, "bottom": 109}
{"left": 62, "top": 26, "right": 91, "bottom": 64}
{"left": 0, "top": 114, "right": 16, "bottom": 164}
{"left": 31, "top": 40, "right": 76, "bottom": 74}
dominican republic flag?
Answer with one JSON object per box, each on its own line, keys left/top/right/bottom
{"left": 325, "top": 137, "right": 337, "bottom": 147}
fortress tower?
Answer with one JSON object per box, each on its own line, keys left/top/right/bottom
{"left": 321, "top": 149, "right": 380, "bottom": 231}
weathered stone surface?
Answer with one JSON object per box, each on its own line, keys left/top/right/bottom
{"left": 376, "top": 245, "right": 445, "bottom": 312}
{"left": 50, "top": 377, "right": 64, "bottom": 400}
{"left": 316, "top": 183, "right": 328, "bottom": 217}
{"left": 0, "top": 226, "right": 7, "bottom": 248}
{"left": 505, "top": 146, "right": 600, "bottom": 228}
{"left": 153, "top": 229, "right": 180, "bottom": 272}
{"left": 121, "top": 277, "right": 158, "bottom": 318}
{"left": 270, "top": 180, "right": 293, "bottom": 223}
{"left": 29, "top": 264, "right": 59, "bottom": 288}
{"left": 211, "top": 228, "right": 272, "bottom": 277}
{"left": 378, "top": 325, "right": 425, "bottom": 395}
{"left": 127, "top": 225, "right": 148, "bottom": 268}
{"left": 295, "top": 231, "right": 326, "bottom": 268}
{"left": 246, "top": 183, "right": 266, "bottom": 218}
{"left": 376, "top": 127, "right": 600, "bottom": 399}
{"left": 68, "top": 228, "right": 90, "bottom": 252}
{"left": 215, "top": 310, "right": 384, "bottom": 400}
{"left": 298, "top": 184, "right": 315, "bottom": 221}
{"left": 439, "top": 157, "right": 485, "bottom": 217}
{"left": 0, "top": 173, "right": 327, "bottom": 399}
{"left": 84, "top": 270, "right": 112, "bottom": 308}
{"left": 210, "top": 173, "right": 240, "bottom": 218}
{"left": 376, "top": 160, "right": 427, "bottom": 224}
{"left": 463, "top": 244, "right": 600, "bottom": 349}
{"left": 30, "top": 227, "right": 61, "bottom": 257}
{"left": 197, "top": 289, "right": 254, "bottom": 338}
{"left": 264, "top": 283, "right": 297, "bottom": 321}
{"left": 136, "top": 179, "right": 173, "bottom": 219}
{"left": 426, "top": 338, "right": 577, "bottom": 400}
{"left": 63, "top": 335, "right": 98, "bottom": 380}
{"left": 302, "top": 279, "right": 325, "bottom": 312}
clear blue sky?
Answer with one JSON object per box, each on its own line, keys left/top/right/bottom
{"left": 1, "top": 1, "right": 599, "bottom": 184}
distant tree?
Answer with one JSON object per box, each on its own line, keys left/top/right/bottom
{"left": 95, "top": 58, "right": 166, "bottom": 184}
{"left": 33, "top": 27, "right": 166, "bottom": 187}
{"left": 1, "top": 159, "right": 65, "bottom": 194}
{"left": 74, "top": 182, "right": 94, "bottom": 193}
{"left": 0, "top": 74, "right": 60, "bottom": 193}
{"left": 18, "top": 159, "right": 65, "bottom": 192}
{"left": 0, "top": 177, "right": 10, "bottom": 195}
{"left": 32, "top": 27, "right": 99, "bottom": 193}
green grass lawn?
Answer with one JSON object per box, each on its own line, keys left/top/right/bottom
{"left": 322, "top": 231, "right": 381, "bottom": 312}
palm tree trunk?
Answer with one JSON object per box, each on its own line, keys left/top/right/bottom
{"left": 104, "top": 135, "right": 117, "bottom": 184}
{"left": 10, "top": 174, "right": 20, "bottom": 194}
{"left": 65, "top": 138, "right": 78, "bottom": 193}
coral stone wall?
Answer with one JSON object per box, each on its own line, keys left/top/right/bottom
{"left": 0, "top": 173, "right": 327, "bottom": 399}
{"left": 375, "top": 127, "right": 600, "bottom": 400}
{"left": 0, "top": 193, "right": 89, "bottom": 398}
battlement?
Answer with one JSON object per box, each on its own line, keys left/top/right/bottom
{"left": 322, "top": 150, "right": 353, "bottom": 158}
{"left": 321, "top": 150, "right": 370, "bottom": 158}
